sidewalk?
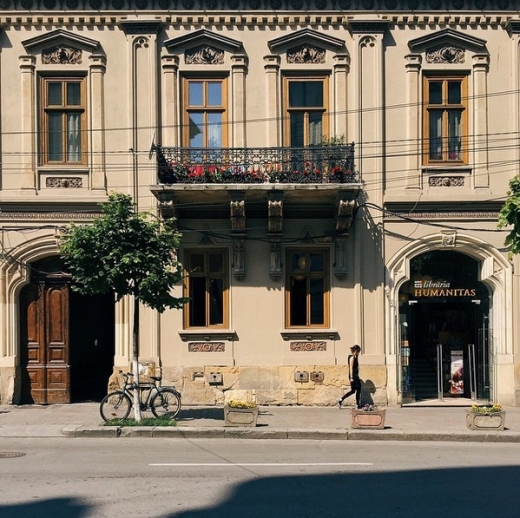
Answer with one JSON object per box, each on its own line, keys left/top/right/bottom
{"left": 1, "top": 403, "right": 520, "bottom": 442}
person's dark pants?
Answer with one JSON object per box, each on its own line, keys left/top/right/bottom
{"left": 340, "top": 380, "right": 361, "bottom": 408}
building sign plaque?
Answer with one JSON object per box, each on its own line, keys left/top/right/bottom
{"left": 413, "top": 280, "right": 476, "bottom": 298}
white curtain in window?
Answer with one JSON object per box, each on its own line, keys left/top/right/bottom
{"left": 67, "top": 113, "right": 80, "bottom": 161}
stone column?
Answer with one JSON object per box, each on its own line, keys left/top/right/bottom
{"left": 333, "top": 52, "right": 350, "bottom": 139}
{"left": 19, "top": 55, "right": 36, "bottom": 192}
{"left": 231, "top": 53, "right": 248, "bottom": 147}
{"left": 472, "top": 53, "right": 490, "bottom": 189}
{"left": 263, "top": 54, "right": 281, "bottom": 146}
{"left": 161, "top": 55, "right": 179, "bottom": 147}
{"left": 405, "top": 53, "right": 422, "bottom": 190}
{"left": 89, "top": 53, "right": 107, "bottom": 192}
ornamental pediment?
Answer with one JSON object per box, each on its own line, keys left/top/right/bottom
{"left": 268, "top": 28, "right": 345, "bottom": 54}
{"left": 165, "top": 29, "right": 243, "bottom": 56}
{"left": 408, "top": 28, "right": 488, "bottom": 56}
{"left": 22, "top": 29, "right": 100, "bottom": 58}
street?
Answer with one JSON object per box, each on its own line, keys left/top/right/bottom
{"left": 1, "top": 438, "right": 519, "bottom": 517}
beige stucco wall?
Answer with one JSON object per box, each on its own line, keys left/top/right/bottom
{"left": 0, "top": 10, "right": 519, "bottom": 405}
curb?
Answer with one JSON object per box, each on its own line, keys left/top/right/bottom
{"left": 59, "top": 425, "right": 520, "bottom": 442}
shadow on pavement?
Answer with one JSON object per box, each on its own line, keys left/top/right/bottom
{"left": 166, "top": 465, "right": 520, "bottom": 518}
{"left": 0, "top": 497, "right": 91, "bottom": 518}
{"left": 177, "top": 407, "right": 225, "bottom": 422}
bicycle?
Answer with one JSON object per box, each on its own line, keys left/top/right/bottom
{"left": 100, "top": 371, "right": 182, "bottom": 422}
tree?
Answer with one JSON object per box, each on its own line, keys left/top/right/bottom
{"left": 498, "top": 175, "right": 520, "bottom": 258}
{"left": 60, "top": 193, "right": 186, "bottom": 420}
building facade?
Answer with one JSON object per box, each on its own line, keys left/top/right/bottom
{"left": 0, "top": 0, "right": 519, "bottom": 407}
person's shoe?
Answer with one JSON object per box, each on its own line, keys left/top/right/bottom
{"left": 337, "top": 399, "right": 342, "bottom": 409}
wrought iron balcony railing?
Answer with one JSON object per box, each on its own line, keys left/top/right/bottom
{"left": 155, "top": 144, "right": 358, "bottom": 185}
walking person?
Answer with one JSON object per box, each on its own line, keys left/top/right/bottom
{"left": 338, "top": 344, "right": 362, "bottom": 409}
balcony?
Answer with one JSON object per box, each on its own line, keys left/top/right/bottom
{"left": 150, "top": 144, "right": 361, "bottom": 231}
{"left": 154, "top": 144, "right": 358, "bottom": 186}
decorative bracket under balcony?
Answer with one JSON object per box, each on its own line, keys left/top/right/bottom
{"left": 335, "top": 192, "right": 356, "bottom": 234}
{"left": 230, "top": 191, "right": 246, "bottom": 279}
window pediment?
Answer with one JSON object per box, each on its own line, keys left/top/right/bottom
{"left": 165, "top": 29, "right": 243, "bottom": 55}
{"left": 23, "top": 29, "right": 100, "bottom": 56}
{"left": 268, "top": 28, "right": 345, "bottom": 54}
{"left": 408, "top": 28, "right": 487, "bottom": 55}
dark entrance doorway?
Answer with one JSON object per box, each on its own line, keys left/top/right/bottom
{"left": 398, "top": 251, "right": 491, "bottom": 404}
{"left": 19, "top": 257, "right": 115, "bottom": 404}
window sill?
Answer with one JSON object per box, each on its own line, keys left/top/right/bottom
{"left": 179, "top": 330, "right": 237, "bottom": 342}
{"left": 281, "top": 329, "right": 339, "bottom": 341}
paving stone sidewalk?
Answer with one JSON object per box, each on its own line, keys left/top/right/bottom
{"left": 1, "top": 403, "right": 519, "bottom": 442}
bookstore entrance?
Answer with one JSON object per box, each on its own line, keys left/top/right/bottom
{"left": 398, "top": 251, "right": 491, "bottom": 404}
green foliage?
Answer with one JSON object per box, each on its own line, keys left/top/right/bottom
{"left": 60, "top": 193, "right": 186, "bottom": 313}
{"left": 321, "top": 135, "right": 346, "bottom": 146}
{"left": 470, "top": 404, "right": 503, "bottom": 415}
{"left": 498, "top": 175, "right": 520, "bottom": 258}
{"left": 103, "top": 416, "right": 177, "bottom": 427}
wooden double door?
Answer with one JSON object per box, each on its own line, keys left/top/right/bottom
{"left": 20, "top": 277, "right": 115, "bottom": 405}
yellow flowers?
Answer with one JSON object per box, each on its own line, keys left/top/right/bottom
{"left": 227, "top": 400, "right": 258, "bottom": 409}
{"left": 471, "top": 403, "right": 503, "bottom": 414}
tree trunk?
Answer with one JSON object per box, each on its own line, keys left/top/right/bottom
{"left": 132, "top": 296, "right": 142, "bottom": 421}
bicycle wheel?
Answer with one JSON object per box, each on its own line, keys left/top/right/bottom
{"left": 151, "top": 388, "right": 181, "bottom": 419}
{"left": 100, "top": 391, "right": 132, "bottom": 422}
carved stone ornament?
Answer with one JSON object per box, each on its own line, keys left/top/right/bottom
{"left": 426, "top": 46, "right": 465, "bottom": 64}
{"left": 230, "top": 199, "right": 246, "bottom": 232}
{"left": 429, "top": 176, "right": 465, "bottom": 187}
{"left": 287, "top": 45, "right": 325, "bottom": 64}
{"left": 46, "top": 177, "right": 83, "bottom": 188}
{"left": 42, "top": 46, "right": 82, "bottom": 65}
{"left": 188, "top": 342, "right": 225, "bottom": 352}
{"left": 441, "top": 231, "right": 457, "bottom": 248}
{"left": 290, "top": 341, "right": 327, "bottom": 351}
{"left": 185, "top": 45, "right": 224, "bottom": 65}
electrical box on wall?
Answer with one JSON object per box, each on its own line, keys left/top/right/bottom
{"left": 310, "top": 371, "right": 324, "bottom": 382}
{"left": 295, "top": 371, "right": 309, "bottom": 382}
{"left": 208, "top": 372, "right": 223, "bottom": 385}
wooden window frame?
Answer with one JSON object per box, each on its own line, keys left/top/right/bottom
{"left": 182, "top": 76, "right": 228, "bottom": 148}
{"left": 283, "top": 75, "right": 330, "bottom": 147}
{"left": 183, "top": 249, "right": 229, "bottom": 329}
{"left": 39, "top": 75, "right": 87, "bottom": 166}
{"left": 285, "top": 248, "right": 330, "bottom": 329}
{"left": 423, "top": 74, "right": 468, "bottom": 166}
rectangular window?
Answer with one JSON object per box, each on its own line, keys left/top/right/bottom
{"left": 283, "top": 77, "right": 329, "bottom": 146}
{"left": 423, "top": 75, "right": 468, "bottom": 164}
{"left": 40, "top": 76, "right": 87, "bottom": 165}
{"left": 184, "top": 250, "right": 229, "bottom": 328}
{"left": 285, "top": 250, "right": 330, "bottom": 328}
{"left": 183, "top": 77, "right": 228, "bottom": 148}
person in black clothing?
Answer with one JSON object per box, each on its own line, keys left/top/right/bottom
{"left": 337, "top": 344, "right": 362, "bottom": 409}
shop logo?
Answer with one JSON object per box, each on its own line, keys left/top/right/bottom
{"left": 413, "top": 280, "right": 476, "bottom": 297}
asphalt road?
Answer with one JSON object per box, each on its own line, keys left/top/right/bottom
{"left": 1, "top": 438, "right": 519, "bottom": 518}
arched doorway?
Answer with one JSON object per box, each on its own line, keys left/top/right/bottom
{"left": 19, "top": 257, "right": 115, "bottom": 404}
{"left": 397, "top": 251, "right": 491, "bottom": 404}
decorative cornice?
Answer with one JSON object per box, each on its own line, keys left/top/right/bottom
{"left": 119, "top": 19, "right": 163, "bottom": 34}
{"left": 1, "top": 0, "right": 516, "bottom": 13}
{"left": 0, "top": 211, "right": 98, "bottom": 221}
{"left": 385, "top": 211, "right": 500, "bottom": 220}
{"left": 348, "top": 19, "right": 389, "bottom": 34}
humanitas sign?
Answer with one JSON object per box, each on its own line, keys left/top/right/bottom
{"left": 413, "top": 280, "right": 476, "bottom": 298}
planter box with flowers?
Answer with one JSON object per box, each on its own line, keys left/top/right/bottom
{"left": 466, "top": 404, "right": 506, "bottom": 431}
{"left": 224, "top": 400, "right": 259, "bottom": 427}
{"left": 351, "top": 404, "right": 386, "bottom": 430}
